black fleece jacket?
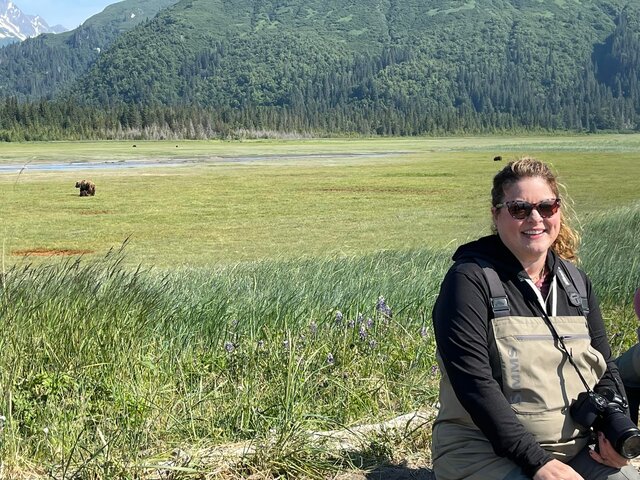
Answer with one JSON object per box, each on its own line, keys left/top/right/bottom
{"left": 432, "top": 234, "right": 622, "bottom": 477}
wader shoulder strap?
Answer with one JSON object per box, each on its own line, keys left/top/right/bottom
{"left": 475, "top": 258, "right": 589, "bottom": 319}
{"left": 474, "top": 259, "right": 510, "bottom": 318}
{"left": 557, "top": 259, "right": 590, "bottom": 316}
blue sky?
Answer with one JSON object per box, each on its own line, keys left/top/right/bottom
{"left": 16, "top": 0, "right": 119, "bottom": 29}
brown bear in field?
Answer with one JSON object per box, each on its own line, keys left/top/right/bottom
{"left": 75, "top": 180, "right": 96, "bottom": 196}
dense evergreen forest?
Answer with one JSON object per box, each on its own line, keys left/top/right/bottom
{"left": 1, "top": 0, "right": 640, "bottom": 140}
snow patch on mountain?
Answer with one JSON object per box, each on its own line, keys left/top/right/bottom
{"left": 0, "top": 0, "right": 67, "bottom": 45}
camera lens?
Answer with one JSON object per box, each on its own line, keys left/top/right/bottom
{"left": 602, "top": 412, "right": 640, "bottom": 459}
{"left": 596, "top": 402, "right": 640, "bottom": 459}
{"left": 620, "top": 431, "right": 640, "bottom": 459}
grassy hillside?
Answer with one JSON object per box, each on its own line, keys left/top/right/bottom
{"left": 74, "top": 0, "right": 624, "bottom": 107}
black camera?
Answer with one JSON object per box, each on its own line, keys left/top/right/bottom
{"left": 570, "top": 388, "right": 640, "bottom": 459}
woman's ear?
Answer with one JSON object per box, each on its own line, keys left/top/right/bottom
{"left": 491, "top": 206, "right": 500, "bottom": 222}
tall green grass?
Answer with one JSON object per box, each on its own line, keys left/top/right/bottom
{"left": 0, "top": 205, "right": 638, "bottom": 478}
{"left": 581, "top": 202, "right": 640, "bottom": 355}
{"left": 0, "top": 244, "right": 448, "bottom": 478}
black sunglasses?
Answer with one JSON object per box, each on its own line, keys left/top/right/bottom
{"left": 495, "top": 198, "right": 561, "bottom": 220}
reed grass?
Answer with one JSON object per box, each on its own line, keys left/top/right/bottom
{"left": 581, "top": 202, "right": 640, "bottom": 356}
{"left": 0, "top": 244, "right": 448, "bottom": 478}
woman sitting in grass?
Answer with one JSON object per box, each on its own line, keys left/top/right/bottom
{"left": 431, "top": 157, "right": 640, "bottom": 480}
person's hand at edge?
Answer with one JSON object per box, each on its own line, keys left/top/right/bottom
{"left": 589, "top": 431, "right": 630, "bottom": 469}
{"left": 533, "top": 459, "right": 584, "bottom": 480}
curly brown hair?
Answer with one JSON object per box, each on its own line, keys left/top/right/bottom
{"left": 491, "top": 156, "right": 580, "bottom": 262}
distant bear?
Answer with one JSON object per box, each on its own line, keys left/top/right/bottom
{"left": 493, "top": 155, "right": 503, "bottom": 161}
{"left": 75, "top": 180, "right": 96, "bottom": 196}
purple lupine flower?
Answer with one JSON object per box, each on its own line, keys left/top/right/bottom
{"left": 357, "top": 313, "right": 364, "bottom": 324}
{"left": 327, "top": 353, "right": 335, "bottom": 365}
{"left": 431, "top": 364, "right": 439, "bottom": 375}
{"left": 335, "top": 310, "right": 343, "bottom": 323}
{"left": 258, "top": 340, "right": 265, "bottom": 349}
{"left": 369, "top": 339, "right": 377, "bottom": 349}
{"left": 224, "top": 341, "right": 235, "bottom": 353}
{"left": 309, "top": 322, "right": 318, "bottom": 335}
{"left": 376, "top": 296, "right": 392, "bottom": 318}
{"left": 359, "top": 325, "right": 367, "bottom": 340}
{"left": 367, "top": 317, "right": 374, "bottom": 329}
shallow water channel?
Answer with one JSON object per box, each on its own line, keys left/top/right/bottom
{"left": 0, "top": 152, "right": 400, "bottom": 174}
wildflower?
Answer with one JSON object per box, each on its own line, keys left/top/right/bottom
{"left": 359, "top": 325, "right": 367, "bottom": 340}
{"left": 327, "top": 353, "right": 335, "bottom": 365}
{"left": 369, "top": 339, "right": 377, "bottom": 349}
{"left": 43, "top": 426, "right": 50, "bottom": 435}
{"left": 367, "top": 317, "right": 374, "bottom": 329}
{"left": 420, "top": 326, "right": 428, "bottom": 338}
{"left": 431, "top": 364, "right": 439, "bottom": 375}
{"left": 357, "top": 313, "right": 364, "bottom": 323}
{"left": 335, "top": 310, "right": 343, "bottom": 323}
{"left": 283, "top": 339, "right": 290, "bottom": 351}
{"left": 224, "top": 341, "right": 235, "bottom": 353}
{"left": 348, "top": 318, "right": 355, "bottom": 329}
{"left": 376, "top": 296, "right": 392, "bottom": 319}
{"left": 309, "top": 321, "right": 318, "bottom": 335}
{"left": 258, "top": 340, "right": 265, "bottom": 349}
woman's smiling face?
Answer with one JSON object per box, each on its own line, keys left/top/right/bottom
{"left": 492, "top": 176, "right": 561, "bottom": 267}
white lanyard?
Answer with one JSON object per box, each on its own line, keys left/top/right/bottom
{"left": 526, "top": 275, "right": 558, "bottom": 317}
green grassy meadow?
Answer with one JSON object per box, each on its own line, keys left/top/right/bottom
{"left": 0, "top": 135, "right": 639, "bottom": 478}
{"left": 1, "top": 135, "right": 640, "bottom": 267}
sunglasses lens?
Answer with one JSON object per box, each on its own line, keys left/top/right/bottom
{"left": 504, "top": 199, "right": 560, "bottom": 219}
{"left": 537, "top": 200, "right": 559, "bottom": 218}
{"left": 507, "top": 202, "right": 531, "bottom": 219}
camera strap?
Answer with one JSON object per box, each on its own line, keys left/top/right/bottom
{"left": 537, "top": 308, "right": 595, "bottom": 394}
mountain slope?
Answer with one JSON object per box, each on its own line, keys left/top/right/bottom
{"left": 71, "top": 1, "right": 638, "bottom": 113}
{"left": 0, "top": 0, "right": 66, "bottom": 47}
{"left": 0, "top": 0, "right": 179, "bottom": 99}
{"left": 2, "top": 0, "right": 640, "bottom": 136}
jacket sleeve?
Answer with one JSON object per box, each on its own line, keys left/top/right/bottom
{"left": 433, "top": 265, "right": 553, "bottom": 477}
